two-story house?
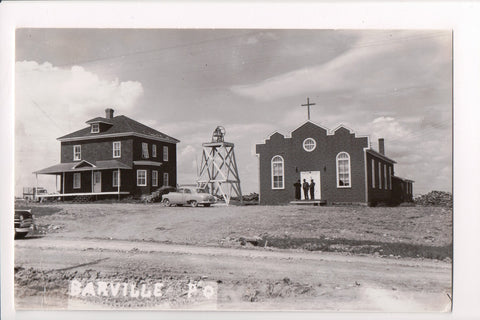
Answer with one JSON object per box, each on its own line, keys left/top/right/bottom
{"left": 35, "top": 108, "right": 179, "bottom": 199}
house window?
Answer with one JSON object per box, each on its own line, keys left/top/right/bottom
{"left": 163, "top": 146, "right": 169, "bottom": 161}
{"left": 384, "top": 164, "right": 387, "bottom": 190}
{"left": 371, "top": 159, "right": 375, "bottom": 188}
{"left": 152, "top": 170, "right": 158, "bottom": 187}
{"left": 113, "top": 170, "right": 120, "bottom": 187}
{"left": 271, "top": 155, "right": 284, "bottom": 189}
{"left": 152, "top": 144, "right": 157, "bottom": 158}
{"left": 336, "top": 152, "right": 351, "bottom": 187}
{"left": 163, "top": 173, "right": 169, "bottom": 186}
{"left": 389, "top": 166, "right": 392, "bottom": 190}
{"left": 142, "top": 143, "right": 149, "bottom": 159}
{"left": 378, "top": 162, "right": 382, "bottom": 189}
{"left": 137, "top": 170, "right": 147, "bottom": 186}
{"left": 91, "top": 123, "right": 99, "bottom": 133}
{"left": 73, "top": 145, "right": 81, "bottom": 161}
{"left": 113, "top": 141, "right": 121, "bottom": 158}
{"left": 73, "top": 173, "right": 81, "bottom": 189}
{"left": 302, "top": 138, "right": 316, "bottom": 152}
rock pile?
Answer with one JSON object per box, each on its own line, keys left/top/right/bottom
{"left": 230, "top": 193, "right": 259, "bottom": 203}
{"left": 242, "top": 193, "right": 259, "bottom": 202}
{"left": 414, "top": 191, "right": 452, "bottom": 207}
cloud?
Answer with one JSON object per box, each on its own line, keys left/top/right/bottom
{"left": 272, "top": 114, "right": 451, "bottom": 194}
{"left": 360, "top": 116, "right": 451, "bottom": 194}
{"left": 15, "top": 61, "right": 144, "bottom": 196}
{"left": 230, "top": 32, "right": 451, "bottom": 102}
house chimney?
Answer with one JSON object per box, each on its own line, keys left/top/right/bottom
{"left": 105, "top": 108, "right": 114, "bottom": 119}
{"left": 378, "top": 138, "right": 385, "bottom": 155}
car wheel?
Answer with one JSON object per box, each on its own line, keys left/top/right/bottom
{"left": 14, "top": 231, "right": 28, "bottom": 240}
{"left": 162, "top": 198, "right": 170, "bottom": 207}
{"left": 190, "top": 200, "right": 198, "bottom": 207}
{"left": 204, "top": 204, "right": 211, "bottom": 207}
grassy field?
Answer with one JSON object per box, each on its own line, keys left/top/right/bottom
{"left": 20, "top": 203, "right": 452, "bottom": 260}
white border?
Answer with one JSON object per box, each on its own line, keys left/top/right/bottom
{"left": 2, "top": 2, "right": 479, "bottom": 320}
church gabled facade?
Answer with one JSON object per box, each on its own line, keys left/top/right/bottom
{"left": 255, "top": 121, "right": 413, "bottom": 206}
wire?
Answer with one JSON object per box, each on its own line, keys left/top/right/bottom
{"left": 17, "top": 30, "right": 265, "bottom": 72}
{"left": 28, "top": 99, "right": 66, "bottom": 132}
{"left": 17, "top": 31, "right": 450, "bottom": 77}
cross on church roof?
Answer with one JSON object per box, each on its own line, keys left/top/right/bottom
{"left": 301, "top": 97, "right": 316, "bottom": 120}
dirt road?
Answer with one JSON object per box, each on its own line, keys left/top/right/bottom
{"left": 15, "top": 237, "right": 451, "bottom": 311}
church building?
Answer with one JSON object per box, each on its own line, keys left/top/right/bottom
{"left": 255, "top": 120, "right": 413, "bottom": 206}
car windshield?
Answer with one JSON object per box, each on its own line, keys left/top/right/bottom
{"left": 196, "top": 189, "right": 207, "bottom": 193}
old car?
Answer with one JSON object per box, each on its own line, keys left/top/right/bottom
{"left": 161, "top": 187, "right": 216, "bottom": 207}
{"left": 14, "top": 209, "right": 36, "bottom": 239}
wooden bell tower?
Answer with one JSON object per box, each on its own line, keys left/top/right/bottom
{"left": 197, "top": 126, "right": 242, "bottom": 205}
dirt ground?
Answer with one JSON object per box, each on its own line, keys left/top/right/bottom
{"left": 14, "top": 203, "right": 452, "bottom": 311}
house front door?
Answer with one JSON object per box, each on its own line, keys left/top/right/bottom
{"left": 300, "top": 171, "right": 321, "bottom": 200}
{"left": 93, "top": 171, "right": 102, "bottom": 193}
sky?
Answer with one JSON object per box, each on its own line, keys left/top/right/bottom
{"left": 15, "top": 29, "right": 452, "bottom": 196}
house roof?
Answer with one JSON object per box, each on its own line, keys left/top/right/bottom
{"left": 366, "top": 149, "right": 397, "bottom": 164}
{"left": 35, "top": 160, "right": 131, "bottom": 175}
{"left": 392, "top": 176, "right": 415, "bottom": 183}
{"left": 133, "top": 160, "right": 163, "bottom": 166}
{"left": 57, "top": 115, "right": 180, "bottom": 143}
{"left": 85, "top": 117, "right": 113, "bottom": 125}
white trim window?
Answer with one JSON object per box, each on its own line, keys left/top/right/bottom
{"left": 378, "top": 162, "right": 382, "bottom": 189}
{"left": 384, "top": 164, "right": 388, "bottom": 190}
{"left": 73, "top": 172, "right": 81, "bottom": 189}
{"left": 389, "top": 167, "right": 392, "bottom": 190}
{"left": 271, "top": 155, "right": 284, "bottom": 189}
{"left": 142, "top": 142, "right": 149, "bottom": 159}
{"left": 137, "top": 170, "right": 147, "bottom": 186}
{"left": 91, "top": 123, "right": 99, "bottom": 133}
{"left": 113, "top": 170, "right": 120, "bottom": 187}
{"left": 163, "top": 172, "right": 169, "bottom": 186}
{"left": 73, "top": 145, "right": 81, "bottom": 161}
{"left": 113, "top": 141, "right": 121, "bottom": 158}
{"left": 163, "top": 146, "right": 169, "bottom": 161}
{"left": 152, "top": 170, "right": 158, "bottom": 187}
{"left": 336, "top": 152, "right": 351, "bottom": 187}
{"left": 302, "top": 138, "right": 316, "bottom": 152}
{"left": 371, "top": 159, "right": 375, "bottom": 189}
{"left": 152, "top": 144, "right": 157, "bottom": 158}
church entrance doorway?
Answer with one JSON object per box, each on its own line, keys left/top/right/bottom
{"left": 300, "top": 171, "right": 321, "bottom": 200}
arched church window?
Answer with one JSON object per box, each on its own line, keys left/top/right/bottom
{"left": 336, "top": 152, "right": 351, "bottom": 188}
{"left": 271, "top": 155, "right": 284, "bottom": 189}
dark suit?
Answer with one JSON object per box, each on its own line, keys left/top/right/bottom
{"left": 302, "top": 181, "right": 309, "bottom": 200}
{"left": 294, "top": 181, "right": 301, "bottom": 200}
{"left": 309, "top": 180, "right": 315, "bottom": 200}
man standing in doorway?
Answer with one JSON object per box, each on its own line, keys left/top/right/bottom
{"left": 310, "top": 179, "right": 316, "bottom": 200}
{"left": 302, "top": 179, "right": 309, "bottom": 200}
{"left": 294, "top": 180, "right": 301, "bottom": 200}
